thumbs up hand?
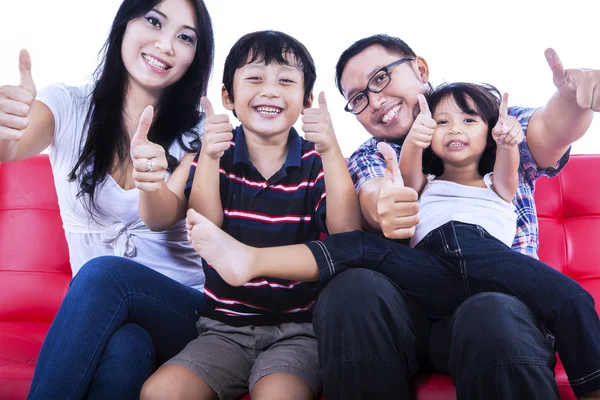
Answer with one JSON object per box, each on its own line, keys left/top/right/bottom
{"left": 201, "top": 97, "right": 233, "bottom": 160}
{"left": 302, "top": 92, "right": 341, "bottom": 155}
{"left": 131, "top": 106, "right": 168, "bottom": 192}
{"left": 0, "top": 49, "right": 37, "bottom": 141}
{"left": 375, "top": 141, "right": 420, "bottom": 239}
{"left": 545, "top": 48, "right": 600, "bottom": 112}
{"left": 408, "top": 94, "right": 436, "bottom": 149}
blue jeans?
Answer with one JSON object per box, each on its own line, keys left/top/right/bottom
{"left": 28, "top": 256, "right": 206, "bottom": 400}
{"left": 308, "top": 222, "right": 600, "bottom": 397}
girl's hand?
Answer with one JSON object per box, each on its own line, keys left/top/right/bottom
{"left": 131, "top": 106, "right": 169, "bottom": 192}
{"left": 0, "top": 49, "right": 37, "bottom": 141}
{"left": 200, "top": 97, "right": 233, "bottom": 160}
{"left": 408, "top": 94, "right": 436, "bottom": 149}
{"left": 302, "top": 92, "right": 340, "bottom": 155}
{"left": 492, "top": 93, "right": 524, "bottom": 149}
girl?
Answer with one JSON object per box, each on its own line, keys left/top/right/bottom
{"left": 183, "top": 82, "right": 600, "bottom": 399}
{"left": 0, "top": 0, "right": 214, "bottom": 398}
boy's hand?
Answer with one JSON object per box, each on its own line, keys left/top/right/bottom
{"left": 0, "top": 49, "right": 37, "bottom": 141}
{"left": 376, "top": 142, "right": 419, "bottom": 239}
{"left": 131, "top": 106, "right": 168, "bottom": 192}
{"left": 545, "top": 48, "right": 600, "bottom": 111}
{"left": 492, "top": 93, "right": 523, "bottom": 149}
{"left": 302, "top": 92, "right": 340, "bottom": 155}
{"left": 408, "top": 94, "right": 436, "bottom": 149}
{"left": 201, "top": 97, "right": 233, "bottom": 160}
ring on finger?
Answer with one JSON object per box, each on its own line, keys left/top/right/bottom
{"left": 145, "top": 158, "right": 155, "bottom": 172}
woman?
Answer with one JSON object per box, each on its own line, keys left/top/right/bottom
{"left": 0, "top": 0, "right": 214, "bottom": 398}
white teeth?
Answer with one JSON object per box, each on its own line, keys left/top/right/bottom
{"left": 381, "top": 105, "right": 401, "bottom": 123}
{"left": 142, "top": 54, "right": 168, "bottom": 70}
{"left": 255, "top": 106, "right": 281, "bottom": 114}
{"left": 447, "top": 141, "right": 466, "bottom": 148}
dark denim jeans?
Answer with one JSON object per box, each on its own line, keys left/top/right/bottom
{"left": 28, "top": 256, "right": 206, "bottom": 400}
{"left": 308, "top": 222, "right": 600, "bottom": 398}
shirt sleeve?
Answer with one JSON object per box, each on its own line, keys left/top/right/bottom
{"left": 36, "top": 83, "right": 82, "bottom": 151}
{"left": 509, "top": 106, "right": 571, "bottom": 188}
{"left": 311, "top": 166, "right": 328, "bottom": 234}
{"left": 347, "top": 145, "right": 387, "bottom": 191}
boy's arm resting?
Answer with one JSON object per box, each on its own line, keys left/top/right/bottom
{"left": 188, "top": 150, "right": 224, "bottom": 227}
{"left": 526, "top": 49, "right": 598, "bottom": 169}
{"left": 399, "top": 139, "right": 428, "bottom": 193}
{"left": 139, "top": 153, "right": 194, "bottom": 231}
{"left": 0, "top": 100, "right": 54, "bottom": 162}
{"left": 321, "top": 148, "right": 362, "bottom": 234}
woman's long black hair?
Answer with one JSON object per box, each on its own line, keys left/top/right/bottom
{"left": 68, "top": 0, "right": 214, "bottom": 214}
{"left": 423, "top": 82, "right": 501, "bottom": 177}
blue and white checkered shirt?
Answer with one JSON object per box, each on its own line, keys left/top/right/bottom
{"left": 347, "top": 106, "right": 570, "bottom": 259}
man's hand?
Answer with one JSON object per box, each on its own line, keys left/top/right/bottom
{"left": 545, "top": 48, "right": 600, "bottom": 111}
{"left": 376, "top": 142, "right": 419, "bottom": 239}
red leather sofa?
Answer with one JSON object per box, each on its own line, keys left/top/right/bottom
{"left": 1, "top": 154, "right": 599, "bottom": 400}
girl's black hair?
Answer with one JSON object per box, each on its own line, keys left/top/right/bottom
{"left": 68, "top": 0, "right": 214, "bottom": 214}
{"left": 222, "top": 30, "right": 316, "bottom": 108}
{"left": 422, "top": 82, "right": 501, "bottom": 177}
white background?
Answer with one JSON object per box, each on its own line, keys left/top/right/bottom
{"left": 1, "top": 0, "right": 598, "bottom": 156}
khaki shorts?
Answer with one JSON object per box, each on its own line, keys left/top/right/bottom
{"left": 165, "top": 317, "right": 320, "bottom": 399}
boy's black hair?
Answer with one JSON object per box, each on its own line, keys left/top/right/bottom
{"left": 222, "top": 30, "right": 316, "bottom": 107}
{"left": 422, "top": 82, "right": 501, "bottom": 177}
{"left": 335, "top": 34, "right": 417, "bottom": 96}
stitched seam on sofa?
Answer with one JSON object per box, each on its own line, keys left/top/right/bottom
{"left": 570, "top": 367, "right": 600, "bottom": 385}
{"left": 321, "top": 354, "right": 406, "bottom": 376}
{"left": 457, "top": 357, "right": 549, "bottom": 386}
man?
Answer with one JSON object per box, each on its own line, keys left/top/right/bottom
{"left": 313, "top": 34, "right": 599, "bottom": 399}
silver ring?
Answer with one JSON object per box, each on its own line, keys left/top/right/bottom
{"left": 145, "top": 158, "right": 155, "bottom": 172}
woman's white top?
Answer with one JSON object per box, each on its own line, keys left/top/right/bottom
{"left": 410, "top": 173, "right": 517, "bottom": 249}
{"left": 37, "top": 84, "right": 205, "bottom": 291}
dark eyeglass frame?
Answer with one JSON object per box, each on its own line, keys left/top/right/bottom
{"left": 344, "top": 57, "right": 415, "bottom": 115}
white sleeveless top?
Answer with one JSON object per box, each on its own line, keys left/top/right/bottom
{"left": 37, "top": 84, "right": 205, "bottom": 291}
{"left": 410, "top": 173, "right": 517, "bottom": 248}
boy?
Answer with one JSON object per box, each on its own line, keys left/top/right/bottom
{"left": 140, "top": 30, "right": 361, "bottom": 400}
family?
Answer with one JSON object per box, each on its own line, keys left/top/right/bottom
{"left": 1, "top": 0, "right": 599, "bottom": 399}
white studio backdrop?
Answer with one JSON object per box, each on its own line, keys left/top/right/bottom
{"left": 1, "top": 0, "right": 598, "bottom": 156}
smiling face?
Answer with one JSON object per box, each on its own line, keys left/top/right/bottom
{"left": 339, "top": 44, "right": 430, "bottom": 141}
{"left": 121, "top": 0, "right": 198, "bottom": 97}
{"left": 430, "top": 95, "right": 490, "bottom": 169}
{"left": 222, "top": 55, "right": 310, "bottom": 140}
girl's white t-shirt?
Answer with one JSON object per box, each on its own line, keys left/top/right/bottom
{"left": 410, "top": 173, "right": 517, "bottom": 249}
{"left": 37, "top": 83, "right": 205, "bottom": 291}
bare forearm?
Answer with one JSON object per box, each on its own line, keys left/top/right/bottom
{"left": 189, "top": 152, "right": 224, "bottom": 227}
{"left": 358, "top": 180, "right": 383, "bottom": 232}
{"left": 321, "top": 150, "right": 362, "bottom": 234}
{"left": 140, "top": 182, "right": 186, "bottom": 231}
{"left": 399, "top": 140, "right": 427, "bottom": 192}
{"left": 492, "top": 146, "right": 520, "bottom": 202}
{"left": 541, "top": 91, "right": 593, "bottom": 148}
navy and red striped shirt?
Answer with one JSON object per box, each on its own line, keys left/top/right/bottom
{"left": 185, "top": 125, "right": 327, "bottom": 326}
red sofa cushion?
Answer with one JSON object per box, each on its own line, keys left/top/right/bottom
{"left": 1, "top": 154, "right": 598, "bottom": 399}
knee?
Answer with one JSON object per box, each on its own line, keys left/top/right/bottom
{"left": 140, "top": 372, "right": 175, "bottom": 400}
{"left": 71, "top": 256, "right": 144, "bottom": 294}
{"left": 451, "top": 293, "right": 552, "bottom": 359}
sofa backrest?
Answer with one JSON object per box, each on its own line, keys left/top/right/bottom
{"left": 0, "top": 155, "right": 71, "bottom": 323}
{"left": 0, "top": 154, "right": 598, "bottom": 323}
{"left": 536, "top": 155, "right": 600, "bottom": 315}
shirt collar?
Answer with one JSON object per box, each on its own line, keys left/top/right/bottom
{"left": 233, "top": 125, "right": 302, "bottom": 170}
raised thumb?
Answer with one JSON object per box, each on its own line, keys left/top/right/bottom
{"left": 377, "top": 141, "right": 404, "bottom": 187}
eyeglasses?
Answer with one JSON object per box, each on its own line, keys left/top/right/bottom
{"left": 344, "top": 57, "right": 415, "bottom": 115}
